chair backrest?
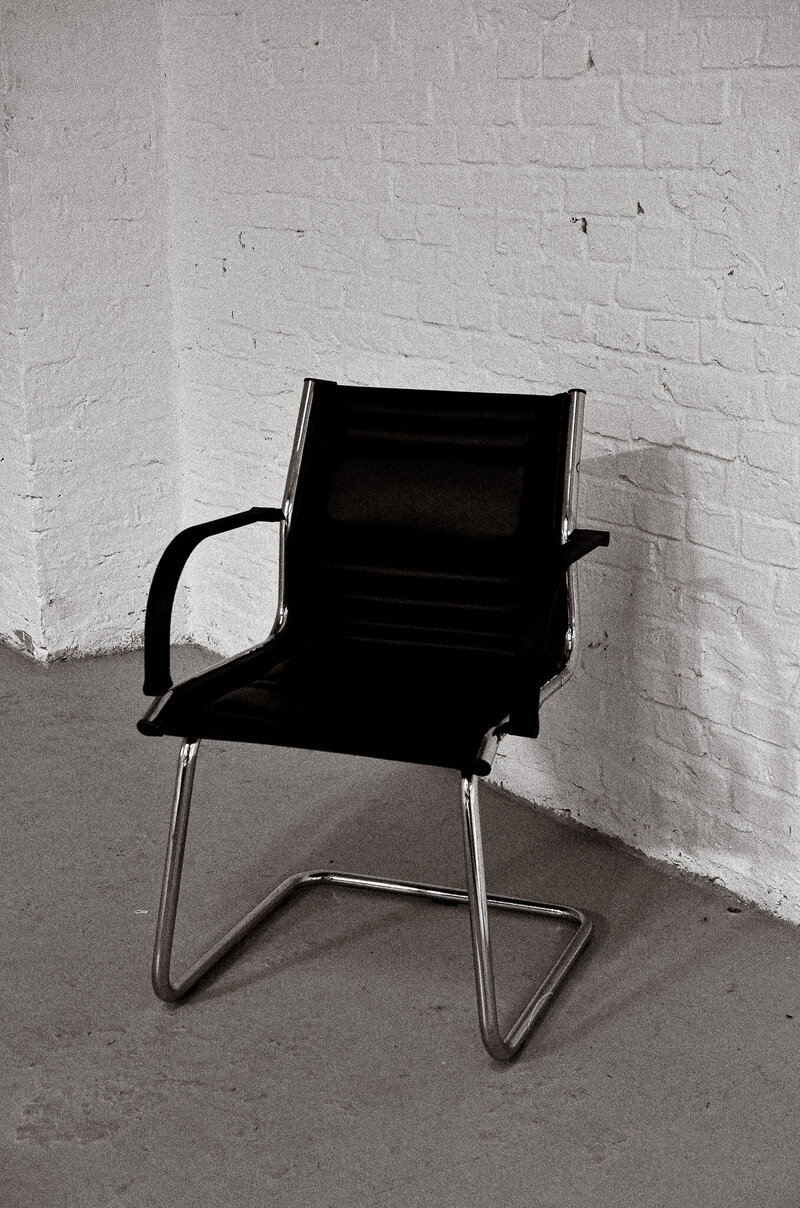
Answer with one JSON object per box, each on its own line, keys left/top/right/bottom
{"left": 283, "top": 380, "right": 576, "bottom": 699}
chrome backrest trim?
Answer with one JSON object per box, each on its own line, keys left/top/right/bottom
{"left": 276, "top": 378, "right": 316, "bottom": 631}
{"left": 539, "top": 388, "right": 586, "bottom": 706}
{"left": 282, "top": 377, "right": 316, "bottom": 525}
{"left": 562, "top": 388, "right": 585, "bottom": 541}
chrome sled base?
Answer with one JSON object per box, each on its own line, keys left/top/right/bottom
{"left": 152, "top": 739, "right": 592, "bottom": 1062}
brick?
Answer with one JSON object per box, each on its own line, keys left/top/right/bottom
{"left": 739, "top": 427, "right": 799, "bottom": 477}
{"left": 519, "top": 77, "right": 619, "bottom": 126}
{"left": 647, "top": 317, "right": 700, "bottom": 361}
{"left": 739, "top": 72, "right": 800, "bottom": 119}
{"left": 693, "top": 230, "right": 734, "bottom": 270}
{"left": 344, "top": 277, "right": 418, "bottom": 322}
{"left": 418, "top": 286, "right": 495, "bottom": 331}
{"left": 727, "top": 462, "right": 800, "bottom": 525}
{"left": 734, "top": 698, "right": 798, "bottom": 747}
{"left": 768, "top": 381, "right": 800, "bottom": 426}
{"left": 593, "top": 127, "right": 642, "bottom": 167}
{"left": 380, "top": 128, "right": 416, "bottom": 164}
{"left": 582, "top": 477, "right": 637, "bottom": 527}
{"left": 587, "top": 219, "right": 635, "bottom": 263}
{"left": 323, "top": 163, "right": 388, "bottom": 204}
{"left": 687, "top": 504, "right": 739, "bottom": 553}
{"left": 654, "top": 705, "right": 709, "bottom": 758}
{"left": 339, "top": 41, "right": 378, "bottom": 84}
{"left": 415, "top": 128, "right": 459, "bottom": 164}
{"left": 415, "top": 207, "right": 459, "bottom": 246}
{"left": 666, "top": 544, "right": 766, "bottom": 605}
{"left": 542, "top": 25, "right": 593, "bottom": 78}
{"left": 637, "top": 225, "right": 692, "bottom": 268}
{"left": 634, "top": 491, "right": 687, "bottom": 539}
{"left": 589, "top": 30, "right": 645, "bottom": 75}
{"left": 376, "top": 40, "right": 453, "bottom": 84}
{"left": 723, "top": 284, "right": 775, "bottom": 327}
{"left": 432, "top": 80, "right": 519, "bottom": 126}
{"left": 616, "top": 271, "right": 716, "bottom": 318}
{"left": 678, "top": 673, "right": 738, "bottom": 728}
{"left": 584, "top": 398, "right": 631, "bottom": 441}
{"left": 543, "top": 305, "right": 593, "bottom": 342}
{"left": 740, "top": 518, "right": 800, "bottom": 569}
{"left": 661, "top": 364, "right": 762, "bottom": 419}
{"left": 645, "top": 27, "right": 702, "bottom": 75}
{"left": 706, "top": 729, "right": 763, "bottom": 779}
{"left": 394, "top": 0, "right": 477, "bottom": 42}
{"left": 700, "top": 321, "right": 756, "bottom": 372}
{"left": 527, "top": 260, "right": 618, "bottom": 306}
{"left": 775, "top": 570, "right": 800, "bottom": 616}
{"left": 757, "top": 328, "right": 800, "bottom": 375}
{"left": 624, "top": 77, "right": 729, "bottom": 124}
{"left": 455, "top": 39, "right": 501, "bottom": 83}
{"left": 595, "top": 356, "right": 661, "bottom": 399}
{"left": 498, "top": 298, "right": 544, "bottom": 340}
{"left": 683, "top": 411, "right": 738, "bottom": 459}
{"left": 680, "top": 0, "right": 768, "bottom": 15}
{"left": 392, "top": 164, "right": 475, "bottom": 207}
{"left": 495, "top": 214, "right": 542, "bottom": 256}
{"left": 763, "top": 17, "right": 800, "bottom": 66}
{"left": 759, "top": 748, "right": 800, "bottom": 798}
{"left": 698, "top": 126, "right": 773, "bottom": 176}
{"left": 594, "top": 307, "right": 644, "bottom": 353}
{"left": 566, "top": 171, "right": 642, "bottom": 217}
{"left": 629, "top": 657, "right": 683, "bottom": 710}
{"left": 575, "top": 0, "right": 677, "bottom": 28}
{"left": 498, "top": 34, "right": 541, "bottom": 79}
{"left": 506, "top": 126, "right": 594, "bottom": 168}
{"left": 728, "top": 280, "right": 800, "bottom": 331}
{"left": 377, "top": 201, "right": 416, "bottom": 241}
{"left": 457, "top": 128, "right": 503, "bottom": 163}
{"left": 541, "top": 213, "right": 588, "bottom": 259}
{"left": 702, "top": 20, "right": 763, "bottom": 68}
{"left": 476, "top": 166, "right": 562, "bottom": 212}
{"left": 643, "top": 125, "right": 699, "bottom": 170}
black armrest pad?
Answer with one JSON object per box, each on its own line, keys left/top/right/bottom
{"left": 559, "top": 528, "right": 610, "bottom": 568}
{"left": 143, "top": 506, "right": 284, "bottom": 696}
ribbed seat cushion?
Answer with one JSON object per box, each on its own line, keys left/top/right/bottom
{"left": 143, "top": 638, "right": 514, "bottom": 774}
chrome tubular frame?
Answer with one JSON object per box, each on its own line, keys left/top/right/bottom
{"left": 152, "top": 739, "right": 591, "bottom": 1061}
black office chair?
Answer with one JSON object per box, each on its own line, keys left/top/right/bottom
{"left": 138, "top": 380, "right": 608, "bottom": 1060}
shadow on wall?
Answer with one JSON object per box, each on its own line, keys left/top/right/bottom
{"left": 495, "top": 442, "right": 800, "bottom": 915}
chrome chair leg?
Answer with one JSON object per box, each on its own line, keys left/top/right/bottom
{"left": 151, "top": 739, "right": 592, "bottom": 1060}
{"left": 460, "top": 774, "right": 592, "bottom": 1060}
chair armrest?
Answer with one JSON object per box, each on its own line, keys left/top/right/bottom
{"left": 505, "top": 527, "right": 610, "bottom": 738}
{"left": 142, "top": 506, "right": 284, "bottom": 696}
{"left": 559, "top": 527, "right": 610, "bottom": 567}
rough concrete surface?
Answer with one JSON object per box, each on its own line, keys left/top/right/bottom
{"left": 2, "top": 643, "right": 800, "bottom": 1207}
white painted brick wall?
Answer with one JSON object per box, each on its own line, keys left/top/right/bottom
{"left": 0, "top": 65, "right": 41, "bottom": 654}
{"left": 0, "top": 0, "right": 177, "bottom": 659}
{"left": 162, "top": 0, "right": 800, "bottom": 922}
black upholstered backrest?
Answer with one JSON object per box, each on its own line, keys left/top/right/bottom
{"left": 285, "top": 381, "right": 572, "bottom": 674}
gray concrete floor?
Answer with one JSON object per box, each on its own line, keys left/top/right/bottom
{"left": 2, "top": 643, "right": 800, "bottom": 1207}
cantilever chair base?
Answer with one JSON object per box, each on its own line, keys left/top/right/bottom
{"left": 153, "top": 739, "right": 592, "bottom": 1062}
